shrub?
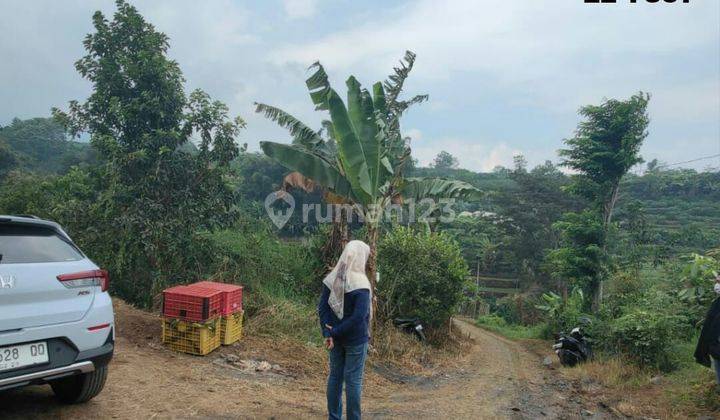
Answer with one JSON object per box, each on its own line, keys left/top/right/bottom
{"left": 205, "top": 219, "right": 321, "bottom": 342}
{"left": 494, "top": 294, "right": 544, "bottom": 326}
{"left": 378, "top": 227, "right": 469, "bottom": 327}
{"left": 605, "top": 310, "right": 687, "bottom": 371}
{"left": 536, "top": 288, "right": 589, "bottom": 338}
{"left": 207, "top": 219, "right": 318, "bottom": 312}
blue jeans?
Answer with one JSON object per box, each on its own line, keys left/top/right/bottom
{"left": 327, "top": 342, "right": 368, "bottom": 420}
{"left": 713, "top": 357, "right": 720, "bottom": 385}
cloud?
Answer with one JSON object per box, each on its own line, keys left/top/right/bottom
{"left": 270, "top": 0, "right": 719, "bottom": 115}
{"left": 282, "top": 0, "right": 318, "bottom": 19}
{"left": 0, "top": 0, "right": 717, "bottom": 171}
{"left": 413, "top": 138, "right": 522, "bottom": 172}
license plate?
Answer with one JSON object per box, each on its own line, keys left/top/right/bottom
{"left": 0, "top": 341, "right": 49, "bottom": 372}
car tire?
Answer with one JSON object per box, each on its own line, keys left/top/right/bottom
{"left": 50, "top": 365, "right": 108, "bottom": 404}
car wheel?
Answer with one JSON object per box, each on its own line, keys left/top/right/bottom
{"left": 50, "top": 365, "right": 108, "bottom": 404}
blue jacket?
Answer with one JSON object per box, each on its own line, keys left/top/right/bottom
{"left": 318, "top": 286, "right": 370, "bottom": 346}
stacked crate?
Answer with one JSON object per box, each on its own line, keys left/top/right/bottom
{"left": 192, "top": 281, "right": 244, "bottom": 346}
{"left": 161, "top": 285, "right": 223, "bottom": 355}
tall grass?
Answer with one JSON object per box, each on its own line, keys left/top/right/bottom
{"left": 204, "top": 224, "right": 322, "bottom": 343}
{"left": 475, "top": 315, "right": 545, "bottom": 340}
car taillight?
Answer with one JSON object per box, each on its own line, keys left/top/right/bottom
{"left": 57, "top": 269, "right": 109, "bottom": 292}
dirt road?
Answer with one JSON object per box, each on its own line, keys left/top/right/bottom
{"left": 362, "top": 318, "right": 590, "bottom": 419}
{"left": 0, "top": 305, "right": 598, "bottom": 419}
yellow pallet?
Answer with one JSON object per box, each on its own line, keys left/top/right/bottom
{"left": 162, "top": 317, "right": 221, "bottom": 356}
{"left": 220, "top": 311, "right": 244, "bottom": 345}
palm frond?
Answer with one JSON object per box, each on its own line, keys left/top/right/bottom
{"left": 384, "top": 51, "right": 426, "bottom": 108}
{"left": 254, "top": 102, "right": 323, "bottom": 148}
{"left": 260, "top": 141, "right": 352, "bottom": 198}
{"left": 399, "top": 177, "right": 482, "bottom": 201}
{"left": 320, "top": 119, "right": 335, "bottom": 141}
{"left": 394, "top": 94, "right": 430, "bottom": 115}
{"left": 306, "top": 62, "right": 331, "bottom": 111}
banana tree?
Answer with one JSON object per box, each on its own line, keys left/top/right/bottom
{"left": 257, "top": 51, "right": 479, "bottom": 318}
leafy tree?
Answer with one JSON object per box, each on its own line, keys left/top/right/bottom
{"left": 545, "top": 210, "right": 608, "bottom": 297}
{"left": 555, "top": 92, "right": 650, "bottom": 309}
{"left": 0, "top": 138, "right": 18, "bottom": 179}
{"left": 560, "top": 92, "right": 650, "bottom": 229}
{"left": 0, "top": 171, "right": 54, "bottom": 216}
{"left": 494, "top": 156, "right": 581, "bottom": 282}
{"left": 51, "top": 0, "right": 242, "bottom": 306}
{"left": 444, "top": 213, "right": 527, "bottom": 282}
{"left": 614, "top": 200, "right": 651, "bottom": 272}
{"left": 232, "top": 152, "right": 287, "bottom": 202}
{"left": 431, "top": 151, "right": 459, "bottom": 170}
{"left": 645, "top": 158, "right": 660, "bottom": 173}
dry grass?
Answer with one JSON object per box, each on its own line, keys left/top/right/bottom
{"left": 565, "top": 358, "right": 646, "bottom": 390}
{"left": 243, "top": 298, "right": 319, "bottom": 342}
{"left": 562, "top": 356, "right": 720, "bottom": 419}
{"left": 371, "top": 320, "right": 471, "bottom": 376}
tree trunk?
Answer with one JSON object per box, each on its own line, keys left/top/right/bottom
{"left": 595, "top": 182, "right": 620, "bottom": 312}
{"left": 366, "top": 223, "right": 379, "bottom": 336}
{"left": 603, "top": 183, "right": 621, "bottom": 229}
{"left": 591, "top": 279, "right": 603, "bottom": 313}
{"left": 319, "top": 208, "right": 349, "bottom": 273}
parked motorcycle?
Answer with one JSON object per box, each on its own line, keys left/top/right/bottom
{"left": 392, "top": 317, "right": 427, "bottom": 341}
{"left": 552, "top": 327, "right": 591, "bottom": 367}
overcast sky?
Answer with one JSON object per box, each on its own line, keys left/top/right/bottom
{"left": 1, "top": 0, "right": 718, "bottom": 172}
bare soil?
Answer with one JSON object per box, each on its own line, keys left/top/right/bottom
{"left": 0, "top": 302, "right": 610, "bottom": 419}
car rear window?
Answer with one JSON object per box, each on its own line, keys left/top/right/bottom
{"left": 0, "top": 224, "right": 84, "bottom": 264}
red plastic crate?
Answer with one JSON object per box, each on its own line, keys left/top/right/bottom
{"left": 191, "top": 281, "right": 243, "bottom": 315}
{"left": 162, "top": 285, "right": 223, "bottom": 322}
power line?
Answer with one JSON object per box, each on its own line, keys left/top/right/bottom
{"left": 655, "top": 154, "right": 720, "bottom": 170}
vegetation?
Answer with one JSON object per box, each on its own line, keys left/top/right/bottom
{"left": 4, "top": 0, "right": 242, "bottom": 307}
{"left": 256, "top": 53, "right": 479, "bottom": 320}
{"left": 0, "top": 117, "right": 95, "bottom": 175}
{"left": 377, "top": 227, "right": 468, "bottom": 327}
{"left": 475, "top": 315, "right": 545, "bottom": 340}
{"left": 554, "top": 92, "right": 651, "bottom": 310}
{"left": 0, "top": 4, "right": 718, "bottom": 413}
{"left": 431, "top": 151, "right": 459, "bottom": 170}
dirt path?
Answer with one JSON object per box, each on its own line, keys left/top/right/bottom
{"left": 0, "top": 306, "right": 599, "bottom": 419}
{"left": 362, "top": 318, "right": 589, "bottom": 419}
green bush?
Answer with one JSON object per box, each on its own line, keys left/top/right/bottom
{"left": 605, "top": 310, "right": 687, "bottom": 371}
{"left": 378, "top": 227, "right": 469, "bottom": 327}
{"left": 494, "top": 294, "right": 544, "bottom": 326}
{"left": 536, "top": 288, "right": 589, "bottom": 338}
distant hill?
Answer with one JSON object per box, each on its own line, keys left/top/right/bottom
{"left": 616, "top": 169, "right": 720, "bottom": 254}
{"left": 415, "top": 163, "right": 720, "bottom": 256}
{"left": 0, "top": 117, "right": 200, "bottom": 177}
{"left": 0, "top": 117, "right": 96, "bottom": 174}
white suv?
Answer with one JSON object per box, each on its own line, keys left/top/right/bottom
{"left": 0, "top": 215, "right": 114, "bottom": 403}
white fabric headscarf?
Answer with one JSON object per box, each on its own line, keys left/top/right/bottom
{"left": 322, "top": 240, "right": 371, "bottom": 319}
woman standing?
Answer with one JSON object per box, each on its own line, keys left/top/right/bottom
{"left": 695, "top": 274, "right": 720, "bottom": 386}
{"left": 318, "top": 240, "right": 372, "bottom": 420}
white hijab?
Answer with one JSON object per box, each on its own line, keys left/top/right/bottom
{"left": 322, "top": 240, "right": 371, "bottom": 319}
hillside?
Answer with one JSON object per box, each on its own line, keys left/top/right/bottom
{"left": 0, "top": 117, "right": 97, "bottom": 175}
{"left": 421, "top": 164, "right": 720, "bottom": 256}
{"left": 618, "top": 170, "right": 720, "bottom": 254}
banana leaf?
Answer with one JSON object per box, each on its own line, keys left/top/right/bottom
{"left": 260, "top": 141, "right": 353, "bottom": 198}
